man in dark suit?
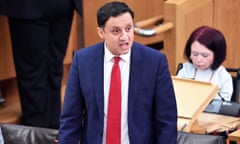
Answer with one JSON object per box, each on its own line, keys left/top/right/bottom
{"left": 59, "top": 1, "right": 177, "bottom": 143}
{"left": 0, "top": 0, "right": 82, "bottom": 129}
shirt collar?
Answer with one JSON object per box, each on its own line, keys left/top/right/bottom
{"left": 104, "top": 42, "right": 131, "bottom": 63}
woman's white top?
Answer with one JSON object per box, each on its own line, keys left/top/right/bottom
{"left": 177, "top": 62, "right": 233, "bottom": 101}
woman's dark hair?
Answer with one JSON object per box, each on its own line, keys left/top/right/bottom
{"left": 184, "top": 26, "right": 227, "bottom": 70}
{"left": 97, "top": 1, "right": 134, "bottom": 27}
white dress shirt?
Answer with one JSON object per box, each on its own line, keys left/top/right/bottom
{"left": 102, "top": 44, "right": 130, "bottom": 144}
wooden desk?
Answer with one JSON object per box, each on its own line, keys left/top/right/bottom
{"left": 191, "top": 112, "right": 240, "bottom": 134}
{"left": 173, "top": 77, "right": 218, "bottom": 132}
{"left": 228, "top": 129, "right": 240, "bottom": 144}
{"left": 179, "top": 112, "right": 240, "bottom": 144}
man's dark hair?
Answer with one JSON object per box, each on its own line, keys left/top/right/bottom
{"left": 97, "top": 1, "right": 134, "bottom": 27}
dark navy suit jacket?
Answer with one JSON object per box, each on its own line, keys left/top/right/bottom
{"left": 59, "top": 42, "right": 177, "bottom": 144}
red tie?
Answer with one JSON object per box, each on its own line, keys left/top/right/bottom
{"left": 106, "top": 57, "right": 121, "bottom": 144}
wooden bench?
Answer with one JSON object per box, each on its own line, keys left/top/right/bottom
{"left": 227, "top": 129, "right": 240, "bottom": 144}
{"left": 0, "top": 78, "right": 22, "bottom": 124}
{"left": 0, "top": 103, "right": 21, "bottom": 124}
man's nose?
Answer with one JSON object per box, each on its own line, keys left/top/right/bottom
{"left": 120, "top": 31, "right": 128, "bottom": 40}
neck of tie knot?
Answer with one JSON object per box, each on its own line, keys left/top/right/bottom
{"left": 114, "top": 56, "right": 120, "bottom": 64}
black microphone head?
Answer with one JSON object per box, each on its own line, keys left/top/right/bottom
{"left": 176, "top": 63, "right": 183, "bottom": 75}
{"left": 217, "top": 93, "right": 226, "bottom": 102}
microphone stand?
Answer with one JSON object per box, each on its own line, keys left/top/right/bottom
{"left": 0, "top": 89, "right": 6, "bottom": 105}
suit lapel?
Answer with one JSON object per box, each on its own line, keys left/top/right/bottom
{"left": 92, "top": 44, "right": 105, "bottom": 117}
{"left": 128, "top": 44, "right": 143, "bottom": 118}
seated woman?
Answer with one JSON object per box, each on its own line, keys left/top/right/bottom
{"left": 177, "top": 26, "right": 233, "bottom": 101}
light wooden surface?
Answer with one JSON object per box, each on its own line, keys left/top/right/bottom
{"left": 0, "top": 79, "right": 21, "bottom": 124}
{"left": 191, "top": 112, "right": 240, "bottom": 134}
{"left": 214, "top": 0, "right": 240, "bottom": 69}
{"left": 173, "top": 77, "right": 217, "bottom": 119}
{"left": 174, "top": 76, "right": 240, "bottom": 133}
{"left": 172, "top": 76, "right": 218, "bottom": 132}
{"left": 0, "top": 16, "right": 15, "bottom": 80}
{"left": 0, "top": 103, "right": 21, "bottom": 124}
{"left": 228, "top": 129, "right": 240, "bottom": 144}
{"left": 64, "top": 11, "right": 82, "bottom": 64}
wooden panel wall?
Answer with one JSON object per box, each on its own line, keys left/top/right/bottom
{"left": 64, "top": 11, "right": 83, "bottom": 65}
{"left": 0, "top": 16, "right": 15, "bottom": 80}
{"left": 214, "top": 0, "right": 240, "bottom": 68}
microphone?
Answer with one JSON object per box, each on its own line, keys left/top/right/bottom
{"left": 217, "top": 93, "right": 226, "bottom": 102}
{"left": 176, "top": 63, "right": 183, "bottom": 75}
{"left": 0, "top": 90, "right": 6, "bottom": 105}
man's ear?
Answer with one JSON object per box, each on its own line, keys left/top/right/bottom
{"left": 97, "top": 27, "right": 104, "bottom": 39}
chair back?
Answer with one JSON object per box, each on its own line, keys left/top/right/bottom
{"left": 226, "top": 68, "right": 240, "bottom": 103}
